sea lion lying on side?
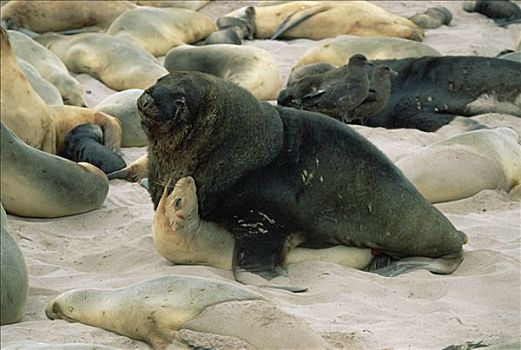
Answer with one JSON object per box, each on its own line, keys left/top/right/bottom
{"left": 225, "top": 1, "right": 424, "bottom": 41}
{"left": 463, "top": 0, "right": 521, "bottom": 26}
{"left": 279, "top": 56, "right": 521, "bottom": 132}
{"left": 45, "top": 276, "right": 332, "bottom": 349}
{"left": 138, "top": 71, "right": 467, "bottom": 287}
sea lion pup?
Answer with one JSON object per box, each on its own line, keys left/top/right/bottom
{"left": 61, "top": 123, "right": 127, "bottom": 175}
{"left": 106, "top": 7, "right": 217, "bottom": 56}
{"left": 0, "top": 1, "right": 136, "bottom": 32}
{"left": 34, "top": 32, "right": 168, "bottom": 91}
{"left": 0, "top": 27, "right": 122, "bottom": 155}
{"left": 153, "top": 177, "right": 372, "bottom": 272}
{"left": 45, "top": 276, "right": 331, "bottom": 350}
{"left": 225, "top": 1, "right": 424, "bottom": 41}
{"left": 0, "top": 203, "right": 29, "bottom": 325}
{"left": 164, "top": 44, "right": 283, "bottom": 100}
{"left": 409, "top": 6, "right": 453, "bottom": 29}
{"left": 139, "top": 71, "right": 467, "bottom": 286}
{"left": 280, "top": 56, "right": 521, "bottom": 132}
{"left": 108, "top": 153, "right": 149, "bottom": 182}
{"left": 17, "top": 59, "right": 63, "bottom": 105}
{"left": 293, "top": 36, "right": 441, "bottom": 69}
{"left": 7, "top": 30, "right": 85, "bottom": 106}
{"left": 202, "top": 6, "right": 256, "bottom": 45}
{"left": 396, "top": 127, "right": 521, "bottom": 203}
{"left": 463, "top": 0, "right": 521, "bottom": 26}
{"left": 278, "top": 54, "right": 371, "bottom": 121}
{"left": 95, "top": 89, "right": 147, "bottom": 147}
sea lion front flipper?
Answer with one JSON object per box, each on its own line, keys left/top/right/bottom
{"left": 271, "top": 5, "right": 331, "bottom": 40}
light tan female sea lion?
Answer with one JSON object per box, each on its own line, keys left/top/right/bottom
{"left": 7, "top": 30, "right": 86, "bottom": 106}
{"left": 106, "top": 6, "right": 217, "bottom": 56}
{"left": 0, "top": 203, "right": 29, "bottom": 325}
{"left": 45, "top": 276, "right": 331, "bottom": 349}
{"left": 132, "top": 0, "right": 211, "bottom": 11}
{"left": 153, "top": 177, "right": 373, "bottom": 271}
{"left": 396, "top": 127, "right": 521, "bottom": 203}
{"left": 293, "top": 36, "right": 441, "bottom": 69}
{"left": 35, "top": 32, "right": 168, "bottom": 91}
{"left": 0, "top": 0, "right": 136, "bottom": 32}
{"left": 225, "top": 1, "right": 424, "bottom": 41}
{"left": 164, "top": 44, "right": 283, "bottom": 100}
{"left": 17, "top": 59, "right": 63, "bottom": 105}
{"left": 1, "top": 28, "right": 122, "bottom": 155}
{"left": 1, "top": 123, "right": 109, "bottom": 218}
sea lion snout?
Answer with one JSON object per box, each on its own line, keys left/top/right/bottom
{"left": 45, "top": 300, "right": 62, "bottom": 320}
{"left": 137, "top": 92, "right": 157, "bottom": 118}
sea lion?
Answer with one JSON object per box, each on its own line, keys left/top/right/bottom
{"left": 225, "top": 1, "right": 424, "bottom": 41}
{"left": 280, "top": 56, "right": 521, "bottom": 132}
{"left": 35, "top": 32, "right": 168, "bottom": 91}
{"left": 106, "top": 7, "right": 217, "bottom": 56}
{"left": 153, "top": 176, "right": 373, "bottom": 271}
{"left": 1, "top": 122, "right": 109, "bottom": 218}
{"left": 286, "top": 63, "right": 336, "bottom": 86}
{"left": 7, "top": 30, "right": 86, "bottom": 106}
{"left": 396, "top": 127, "right": 521, "bottom": 203}
{"left": 139, "top": 71, "right": 467, "bottom": 285}
{"left": 463, "top": 0, "right": 521, "bottom": 26}
{"left": 497, "top": 49, "right": 521, "bottom": 63}
{"left": 108, "top": 153, "right": 148, "bottom": 182}
{"left": 95, "top": 89, "right": 147, "bottom": 147}
{"left": 0, "top": 203, "right": 29, "bottom": 325}
{"left": 1, "top": 28, "right": 122, "bottom": 155}
{"left": 164, "top": 44, "right": 283, "bottom": 100}
{"left": 0, "top": 1, "right": 136, "bottom": 32}
{"left": 293, "top": 36, "right": 441, "bottom": 69}
{"left": 45, "top": 276, "right": 331, "bottom": 350}
{"left": 17, "top": 59, "right": 63, "bottom": 105}
{"left": 1, "top": 342, "right": 120, "bottom": 350}
{"left": 61, "top": 123, "right": 127, "bottom": 174}
{"left": 132, "top": 0, "right": 211, "bottom": 11}
{"left": 409, "top": 6, "right": 453, "bottom": 29}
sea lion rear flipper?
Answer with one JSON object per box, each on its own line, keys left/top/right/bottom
{"left": 367, "top": 252, "right": 464, "bottom": 277}
{"left": 271, "top": 5, "right": 331, "bottom": 40}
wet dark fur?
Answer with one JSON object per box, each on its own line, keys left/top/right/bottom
{"left": 279, "top": 56, "right": 521, "bottom": 132}
{"left": 61, "top": 123, "right": 126, "bottom": 174}
{"left": 139, "top": 71, "right": 466, "bottom": 278}
{"left": 465, "top": 0, "right": 521, "bottom": 26}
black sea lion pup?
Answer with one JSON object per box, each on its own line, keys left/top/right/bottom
{"left": 463, "top": 0, "right": 521, "bottom": 26}
{"left": 138, "top": 71, "right": 467, "bottom": 287}
{"left": 61, "top": 123, "right": 126, "bottom": 174}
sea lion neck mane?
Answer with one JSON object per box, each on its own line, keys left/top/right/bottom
{"left": 138, "top": 71, "right": 284, "bottom": 211}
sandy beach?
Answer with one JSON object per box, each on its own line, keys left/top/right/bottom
{"left": 1, "top": 1, "right": 520, "bottom": 349}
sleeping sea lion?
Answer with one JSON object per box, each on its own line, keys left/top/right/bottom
{"left": 17, "top": 59, "right": 63, "bottom": 105}
{"left": 1, "top": 123, "right": 109, "bottom": 218}
{"left": 34, "top": 32, "right": 168, "bottom": 91}
{"left": 280, "top": 56, "right": 521, "bottom": 132}
{"left": 409, "top": 6, "right": 453, "bottom": 29}
{"left": 225, "top": 1, "right": 424, "bottom": 41}
{"left": 139, "top": 71, "right": 467, "bottom": 286}
{"left": 0, "top": 203, "right": 29, "bottom": 325}
{"left": 463, "top": 0, "right": 521, "bottom": 26}
{"left": 106, "top": 7, "right": 217, "bottom": 56}
{"left": 292, "top": 36, "right": 440, "bottom": 69}
{"left": 396, "top": 127, "right": 521, "bottom": 203}
{"left": 132, "top": 0, "right": 211, "bottom": 11}
{"left": 95, "top": 89, "right": 147, "bottom": 147}
{"left": 45, "top": 276, "right": 331, "bottom": 349}
{"left": 164, "top": 44, "right": 283, "bottom": 100}
{"left": 1, "top": 27, "right": 122, "bottom": 155}
{"left": 7, "top": 30, "right": 85, "bottom": 106}
{"left": 61, "top": 123, "right": 127, "bottom": 174}
{"left": 0, "top": 0, "right": 136, "bottom": 32}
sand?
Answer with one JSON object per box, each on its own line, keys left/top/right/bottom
{"left": 1, "top": 1, "right": 520, "bottom": 349}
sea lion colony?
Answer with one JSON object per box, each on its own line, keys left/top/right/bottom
{"left": 1, "top": 1, "right": 520, "bottom": 349}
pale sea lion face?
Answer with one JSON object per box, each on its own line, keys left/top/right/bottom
{"left": 166, "top": 176, "right": 198, "bottom": 228}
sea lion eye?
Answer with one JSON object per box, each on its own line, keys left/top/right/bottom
{"left": 174, "top": 197, "right": 182, "bottom": 209}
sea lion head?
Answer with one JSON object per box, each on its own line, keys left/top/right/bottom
{"left": 159, "top": 176, "right": 199, "bottom": 231}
